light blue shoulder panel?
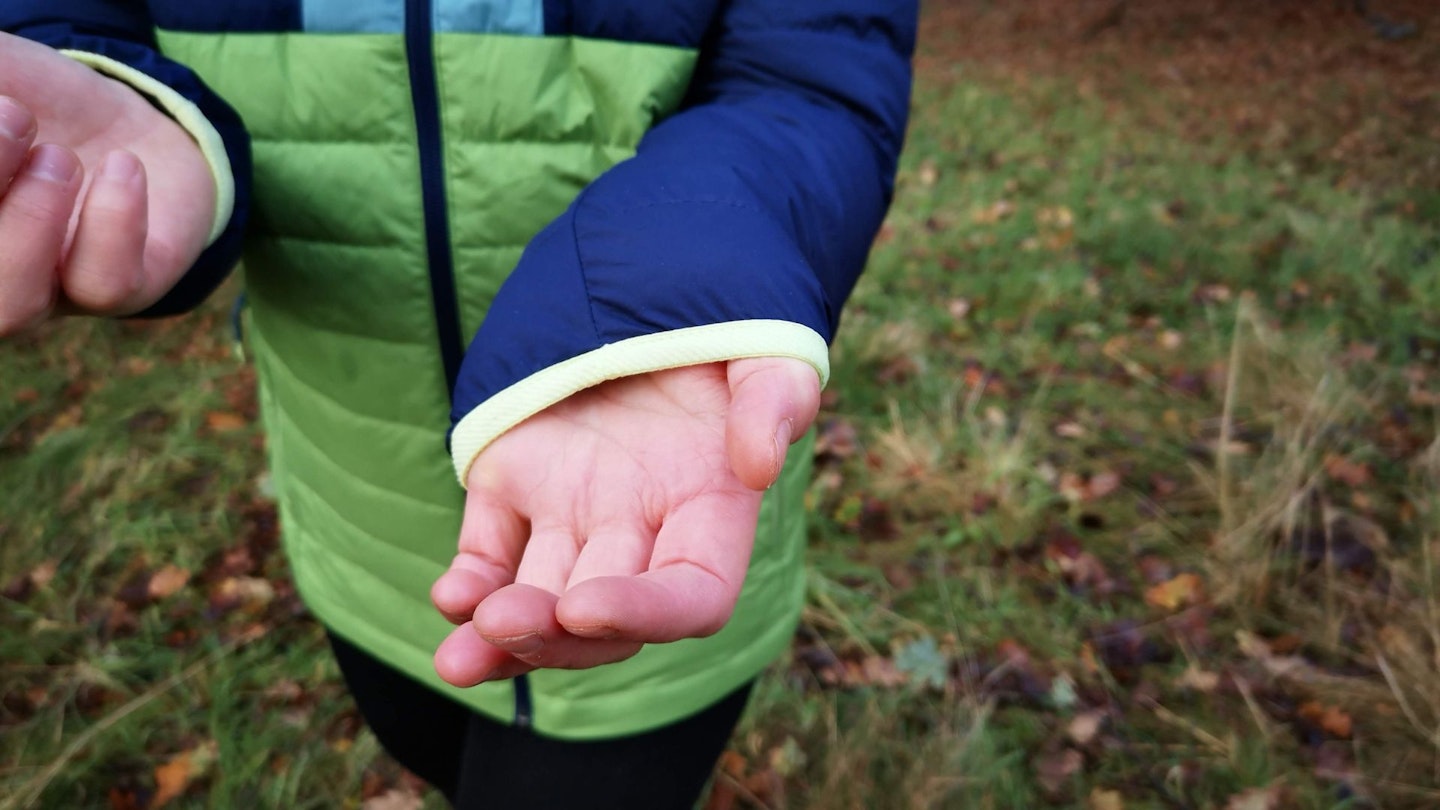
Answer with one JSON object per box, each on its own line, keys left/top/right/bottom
{"left": 435, "top": 0, "right": 543, "bottom": 34}
{"left": 302, "top": 0, "right": 542, "bottom": 34}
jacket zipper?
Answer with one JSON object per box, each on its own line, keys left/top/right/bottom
{"left": 403, "top": 0, "right": 534, "bottom": 730}
{"left": 404, "top": 0, "right": 464, "bottom": 394}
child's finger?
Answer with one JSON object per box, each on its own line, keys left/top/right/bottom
{"left": 0, "top": 143, "right": 81, "bottom": 335}
{"left": 433, "top": 621, "right": 528, "bottom": 687}
{"left": 564, "top": 524, "right": 654, "bottom": 590}
{"left": 0, "top": 96, "right": 37, "bottom": 195}
{"left": 512, "top": 524, "right": 580, "bottom": 596}
{"left": 725, "top": 357, "right": 821, "bottom": 490}
{"left": 556, "top": 489, "right": 759, "bottom": 642}
{"left": 473, "top": 583, "right": 643, "bottom": 668}
{"left": 431, "top": 554, "right": 516, "bottom": 625}
{"left": 432, "top": 491, "right": 527, "bottom": 623}
{"left": 61, "top": 149, "right": 149, "bottom": 314}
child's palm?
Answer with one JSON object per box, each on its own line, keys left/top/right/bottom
{"left": 432, "top": 357, "right": 819, "bottom": 684}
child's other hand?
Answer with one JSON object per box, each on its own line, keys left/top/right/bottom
{"left": 429, "top": 356, "right": 820, "bottom": 685}
{"left": 0, "top": 33, "right": 215, "bottom": 335}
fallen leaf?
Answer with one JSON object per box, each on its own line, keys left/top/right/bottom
{"left": 1088, "top": 470, "right": 1122, "bottom": 499}
{"left": 972, "top": 199, "right": 1016, "bottom": 224}
{"left": 1088, "top": 788, "right": 1125, "bottom": 810}
{"left": 147, "top": 565, "right": 191, "bottom": 600}
{"left": 1323, "top": 454, "right": 1371, "bottom": 487}
{"left": 2, "top": 559, "right": 58, "bottom": 603}
{"left": 122, "top": 357, "right": 155, "bottom": 376}
{"left": 917, "top": 159, "right": 939, "bottom": 187}
{"left": 1224, "top": 783, "right": 1286, "bottom": 810}
{"left": 209, "top": 576, "right": 276, "bottom": 614}
{"left": 1144, "top": 573, "right": 1203, "bottom": 611}
{"left": 1034, "top": 748, "right": 1083, "bottom": 797}
{"left": 152, "top": 741, "right": 216, "bottom": 808}
{"left": 362, "top": 789, "right": 423, "bottom": 810}
{"left": 814, "top": 418, "right": 859, "bottom": 462}
{"left": 204, "top": 411, "right": 248, "bottom": 432}
{"left": 1298, "top": 701, "right": 1353, "bottom": 739}
{"left": 1235, "top": 630, "right": 1314, "bottom": 680}
{"left": 856, "top": 655, "right": 908, "bottom": 688}
{"left": 1175, "top": 665, "right": 1222, "bottom": 693}
{"left": 1067, "top": 710, "right": 1108, "bottom": 746}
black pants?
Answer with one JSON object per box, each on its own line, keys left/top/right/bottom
{"left": 328, "top": 632, "right": 752, "bottom": 810}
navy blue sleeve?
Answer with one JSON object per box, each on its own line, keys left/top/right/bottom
{"left": 451, "top": 0, "right": 917, "bottom": 426}
{"left": 1, "top": 0, "right": 251, "bottom": 317}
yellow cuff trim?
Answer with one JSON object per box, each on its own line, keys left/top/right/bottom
{"left": 450, "top": 320, "right": 830, "bottom": 487}
{"left": 60, "top": 50, "right": 234, "bottom": 247}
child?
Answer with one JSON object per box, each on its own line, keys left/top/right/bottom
{"left": 0, "top": 2, "right": 914, "bottom": 806}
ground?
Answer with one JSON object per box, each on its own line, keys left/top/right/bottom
{"left": 3, "top": 3, "right": 1439, "bottom": 808}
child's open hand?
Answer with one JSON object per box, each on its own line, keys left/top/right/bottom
{"left": 429, "top": 356, "right": 819, "bottom": 685}
{"left": 0, "top": 32, "right": 214, "bottom": 335}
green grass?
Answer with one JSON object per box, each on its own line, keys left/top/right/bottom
{"left": 5, "top": 47, "right": 1440, "bottom": 810}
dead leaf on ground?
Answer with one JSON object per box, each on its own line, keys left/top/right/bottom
{"left": 2, "top": 558, "right": 58, "bottom": 602}
{"left": 152, "top": 741, "right": 217, "bottom": 808}
{"left": 855, "top": 655, "right": 909, "bottom": 688}
{"left": 1224, "top": 783, "right": 1287, "bottom": 810}
{"left": 1067, "top": 709, "right": 1108, "bottom": 746}
{"left": 1235, "top": 630, "right": 1315, "bottom": 680}
{"left": 916, "top": 159, "right": 939, "bottom": 187}
{"left": 1088, "top": 471, "right": 1122, "bottom": 499}
{"left": 362, "top": 789, "right": 423, "bottom": 810}
{"left": 1034, "top": 747, "right": 1084, "bottom": 797}
{"left": 1175, "top": 665, "right": 1222, "bottom": 693}
{"left": 147, "top": 564, "right": 192, "bottom": 600}
{"left": 1059, "top": 471, "right": 1123, "bottom": 502}
{"left": 209, "top": 576, "right": 276, "bottom": 614}
{"left": 1298, "top": 701, "right": 1354, "bottom": 739}
{"left": 1144, "top": 572, "right": 1204, "bottom": 611}
{"left": 1323, "top": 454, "right": 1372, "bottom": 487}
{"left": 972, "top": 199, "right": 1016, "bottom": 224}
{"left": 204, "top": 411, "right": 248, "bottom": 433}
{"left": 814, "top": 418, "right": 859, "bottom": 462}
{"left": 1088, "top": 788, "right": 1125, "bottom": 810}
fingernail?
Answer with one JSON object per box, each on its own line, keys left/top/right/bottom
{"left": 25, "top": 144, "right": 79, "bottom": 184}
{"left": 97, "top": 150, "right": 142, "bottom": 187}
{"left": 498, "top": 632, "right": 544, "bottom": 655}
{"left": 0, "top": 97, "right": 34, "bottom": 142}
{"left": 770, "top": 419, "right": 793, "bottom": 485}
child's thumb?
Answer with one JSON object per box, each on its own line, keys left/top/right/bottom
{"left": 724, "top": 357, "right": 821, "bottom": 491}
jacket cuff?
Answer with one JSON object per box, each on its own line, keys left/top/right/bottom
{"left": 59, "top": 50, "right": 234, "bottom": 247}
{"left": 449, "top": 320, "right": 829, "bottom": 487}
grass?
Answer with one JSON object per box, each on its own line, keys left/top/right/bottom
{"left": 5, "top": 19, "right": 1440, "bottom": 810}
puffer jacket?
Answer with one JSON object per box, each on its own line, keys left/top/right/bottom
{"left": 3, "top": 0, "right": 915, "bottom": 739}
